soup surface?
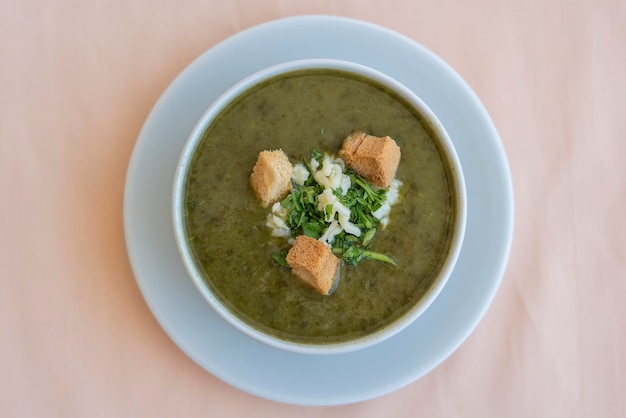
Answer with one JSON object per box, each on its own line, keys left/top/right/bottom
{"left": 184, "top": 69, "right": 456, "bottom": 344}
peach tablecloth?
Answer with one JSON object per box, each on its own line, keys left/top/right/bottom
{"left": 2, "top": 0, "right": 624, "bottom": 417}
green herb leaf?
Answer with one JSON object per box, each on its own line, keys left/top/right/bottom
{"left": 311, "top": 148, "right": 323, "bottom": 161}
{"left": 341, "top": 245, "right": 365, "bottom": 266}
{"left": 272, "top": 250, "right": 290, "bottom": 267}
{"left": 324, "top": 204, "right": 333, "bottom": 220}
{"left": 363, "top": 250, "right": 397, "bottom": 266}
{"left": 362, "top": 228, "right": 376, "bottom": 246}
{"left": 302, "top": 222, "right": 323, "bottom": 239}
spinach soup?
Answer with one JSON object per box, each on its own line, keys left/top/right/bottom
{"left": 183, "top": 69, "right": 457, "bottom": 344}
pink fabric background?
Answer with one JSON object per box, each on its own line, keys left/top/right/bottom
{"left": 1, "top": 0, "right": 624, "bottom": 416}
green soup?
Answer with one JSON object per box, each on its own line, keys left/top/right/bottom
{"left": 183, "top": 69, "right": 457, "bottom": 344}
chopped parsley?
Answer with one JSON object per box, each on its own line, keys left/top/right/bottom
{"left": 272, "top": 150, "right": 397, "bottom": 267}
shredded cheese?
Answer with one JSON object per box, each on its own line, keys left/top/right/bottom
{"left": 292, "top": 164, "right": 309, "bottom": 186}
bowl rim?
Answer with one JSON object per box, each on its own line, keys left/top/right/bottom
{"left": 172, "top": 58, "right": 467, "bottom": 355}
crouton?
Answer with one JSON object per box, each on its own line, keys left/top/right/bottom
{"left": 338, "top": 132, "right": 401, "bottom": 188}
{"left": 286, "top": 235, "right": 340, "bottom": 295}
{"left": 250, "top": 149, "right": 293, "bottom": 207}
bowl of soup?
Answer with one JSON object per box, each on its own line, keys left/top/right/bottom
{"left": 172, "top": 59, "right": 466, "bottom": 354}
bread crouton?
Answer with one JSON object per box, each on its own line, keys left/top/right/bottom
{"left": 286, "top": 235, "right": 340, "bottom": 295}
{"left": 250, "top": 149, "right": 293, "bottom": 207}
{"left": 339, "top": 132, "right": 401, "bottom": 188}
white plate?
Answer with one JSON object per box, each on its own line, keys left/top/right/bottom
{"left": 124, "top": 15, "right": 514, "bottom": 406}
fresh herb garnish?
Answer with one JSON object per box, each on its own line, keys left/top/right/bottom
{"left": 311, "top": 148, "right": 323, "bottom": 161}
{"left": 273, "top": 150, "right": 397, "bottom": 267}
{"left": 272, "top": 249, "right": 290, "bottom": 267}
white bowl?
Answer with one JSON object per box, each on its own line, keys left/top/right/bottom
{"left": 172, "top": 58, "right": 467, "bottom": 355}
